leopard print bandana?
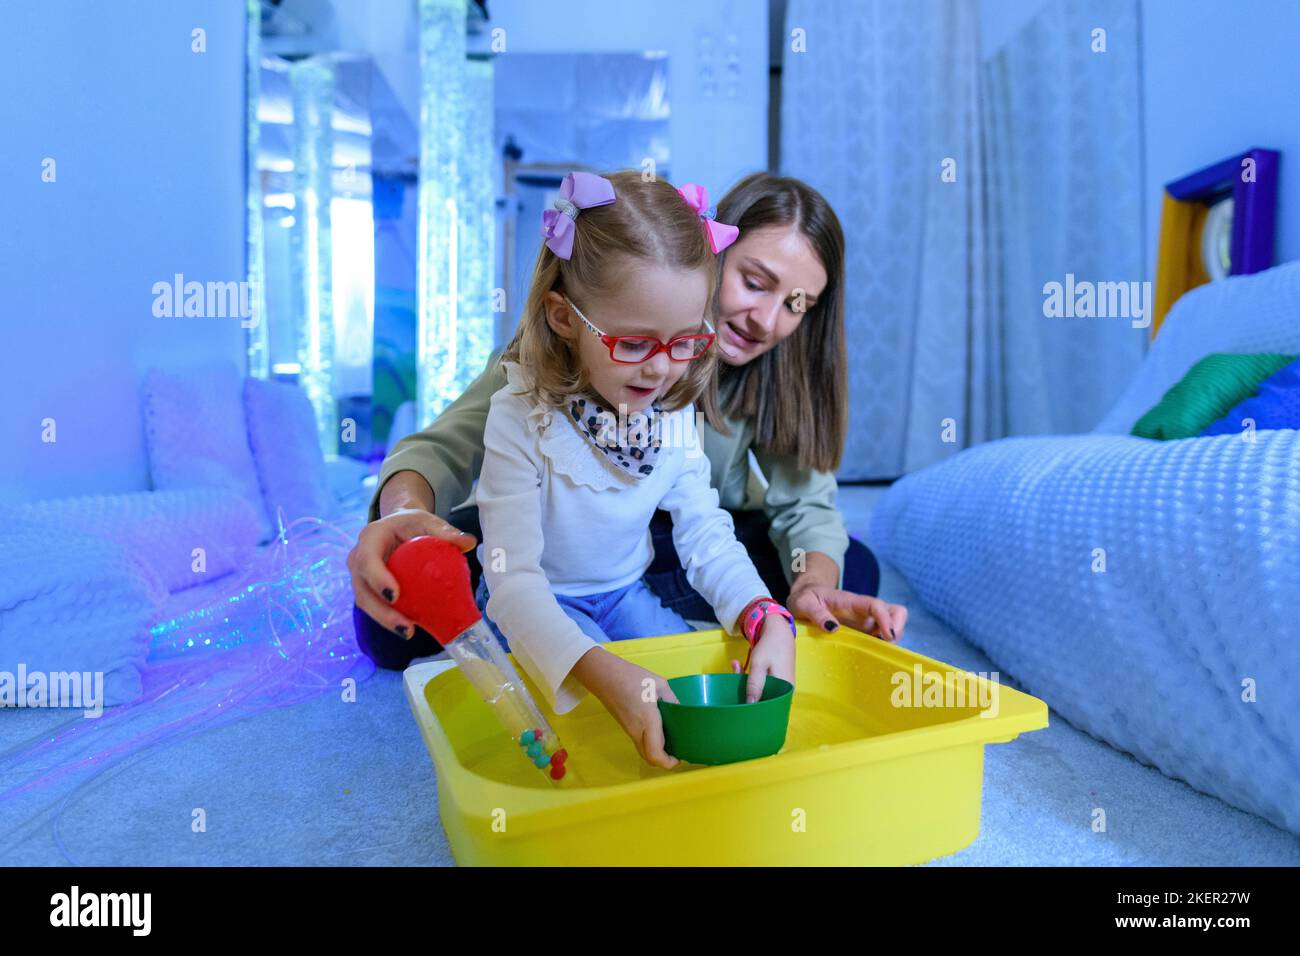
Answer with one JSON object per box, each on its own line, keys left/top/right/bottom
{"left": 566, "top": 395, "right": 664, "bottom": 479}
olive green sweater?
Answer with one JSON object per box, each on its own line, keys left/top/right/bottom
{"left": 367, "top": 358, "right": 850, "bottom": 586}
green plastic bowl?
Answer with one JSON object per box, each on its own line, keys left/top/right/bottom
{"left": 657, "top": 673, "right": 794, "bottom": 765}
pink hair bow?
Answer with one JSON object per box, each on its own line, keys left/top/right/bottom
{"left": 677, "top": 183, "right": 739, "bottom": 254}
{"left": 541, "top": 171, "right": 617, "bottom": 259}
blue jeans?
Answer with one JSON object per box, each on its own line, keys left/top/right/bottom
{"left": 644, "top": 508, "right": 882, "bottom": 623}
{"left": 474, "top": 575, "right": 693, "bottom": 652}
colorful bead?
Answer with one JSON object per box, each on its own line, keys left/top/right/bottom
{"left": 533, "top": 752, "right": 550, "bottom": 768}
{"left": 552, "top": 748, "right": 568, "bottom": 766}
{"left": 550, "top": 764, "right": 566, "bottom": 780}
{"left": 527, "top": 743, "right": 542, "bottom": 759}
{"left": 520, "top": 729, "right": 535, "bottom": 746}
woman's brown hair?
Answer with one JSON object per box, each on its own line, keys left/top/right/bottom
{"left": 706, "top": 172, "right": 848, "bottom": 473}
{"left": 503, "top": 170, "right": 719, "bottom": 412}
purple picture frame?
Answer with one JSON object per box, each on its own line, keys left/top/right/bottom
{"left": 1165, "top": 147, "right": 1279, "bottom": 275}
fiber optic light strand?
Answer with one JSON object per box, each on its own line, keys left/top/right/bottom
{"left": 0, "top": 510, "right": 375, "bottom": 855}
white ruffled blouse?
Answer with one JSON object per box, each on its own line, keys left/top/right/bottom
{"left": 513, "top": 365, "right": 633, "bottom": 493}
{"left": 476, "top": 362, "right": 769, "bottom": 714}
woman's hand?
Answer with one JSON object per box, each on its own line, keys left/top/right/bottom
{"left": 788, "top": 582, "right": 908, "bottom": 644}
{"left": 347, "top": 506, "right": 476, "bottom": 639}
{"left": 571, "top": 647, "right": 680, "bottom": 769}
{"left": 731, "top": 615, "right": 796, "bottom": 703}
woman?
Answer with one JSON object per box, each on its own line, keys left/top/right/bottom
{"left": 348, "top": 172, "right": 908, "bottom": 669}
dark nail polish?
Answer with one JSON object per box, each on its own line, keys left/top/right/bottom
{"left": 395, "top": 624, "right": 409, "bottom": 638}
{"left": 382, "top": 587, "right": 395, "bottom": 603}
{"left": 890, "top": 628, "right": 898, "bottom": 641}
{"left": 824, "top": 620, "right": 838, "bottom": 632}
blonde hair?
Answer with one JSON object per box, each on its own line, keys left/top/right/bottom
{"left": 502, "top": 170, "right": 719, "bottom": 411}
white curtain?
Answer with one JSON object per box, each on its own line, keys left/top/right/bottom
{"left": 780, "top": 0, "right": 1146, "bottom": 479}
{"left": 982, "top": 0, "right": 1147, "bottom": 437}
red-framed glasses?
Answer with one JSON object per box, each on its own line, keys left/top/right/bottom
{"left": 564, "top": 295, "right": 715, "bottom": 364}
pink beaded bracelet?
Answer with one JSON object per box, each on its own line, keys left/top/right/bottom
{"left": 739, "top": 598, "right": 796, "bottom": 670}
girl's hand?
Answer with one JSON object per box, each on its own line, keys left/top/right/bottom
{"left": 787, "top": 583, "right": 908, "bottom": 644}
{"left": 571, "top": 648, "right": 680, "bottom": 769}
{"left": 731, "top": 616, "right": 796, "bottom": 703}
{"left": 347, "top": 507, "right": 477, "bottom": 638}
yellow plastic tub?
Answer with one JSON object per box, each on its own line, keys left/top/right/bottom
{"left": 403, "top": 624, "right": 1048, "bottom": 866}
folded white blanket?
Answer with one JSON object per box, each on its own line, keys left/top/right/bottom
{"left": 0, "top": 516, "right": 164, "bottom": 708}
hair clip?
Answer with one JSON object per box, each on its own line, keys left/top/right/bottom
{"left": 541, "top": 171, "right": 617, "bottom": 259}
{"left": 677, "top": 183, "right": 739, "bottom": 254}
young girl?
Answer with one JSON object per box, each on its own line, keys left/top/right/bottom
{"left": 475, "top": 170, "right": 798, "bottom": 770}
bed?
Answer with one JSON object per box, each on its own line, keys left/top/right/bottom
{"left": 870, "top": 261, "right": 1300, "bottom": 834}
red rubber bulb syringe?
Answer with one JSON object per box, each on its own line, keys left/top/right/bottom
{"left": 386, "top": 536, "right": 573, "bottom": 783}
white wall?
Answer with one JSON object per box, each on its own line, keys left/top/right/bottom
{"left": 0, "top": 0, "right": 250, "bottom": 504}
{"left": 486, "top": 0, "right": 770, "bottom": 195}
{"left": 1140, "top": 0, "right": 1300, "bottom": 274}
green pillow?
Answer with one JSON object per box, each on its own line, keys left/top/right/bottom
{"left": 1132, "top": 352, "right": 1298, "bottom": 440}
